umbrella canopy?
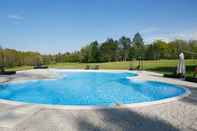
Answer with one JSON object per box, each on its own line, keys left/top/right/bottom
{"left": 177, "top": 52, "right": 186, "bottom": 74}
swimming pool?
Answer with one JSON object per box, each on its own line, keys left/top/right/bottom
{"left": 0, "top": 70, "right": 188, "bottom": 106}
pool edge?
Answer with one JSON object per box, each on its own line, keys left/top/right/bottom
{"left": 0, "top": 87, "right": 190, "bottom": 110}
{"left": 0, "top": 69, "right": 191, "bottom": 110}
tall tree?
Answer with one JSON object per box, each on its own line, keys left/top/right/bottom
{"left": 88, "top": 41, "right": 100, "bottom": 62}
{"left": 189, "top": 40, "right": 197, "bottom": 59}
{"left": 0, "top": 45, "right": 4, "bottom": 65}
{"left": 118, "top": 36, "right": 131, "bottom": 61}
{"left": 168, "top": 39, "right": 188, "bottom": 59}
{"left": 132, "top": 32, "right": 145, "bottom": 59}
{"left": 80, "top": 45, "right": 90, "bottom": 63}
{"left": 151, "top": 40, "right": 169, "bottom": 59}
{"left": 100, "top": 38, "right": 118, "bottom": 62}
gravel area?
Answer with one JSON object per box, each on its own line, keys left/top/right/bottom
{"left": 0, "top": 69, "right": 196, "bottom": 131}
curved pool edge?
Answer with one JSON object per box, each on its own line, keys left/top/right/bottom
{"left": 0, "top": 85, "right": 191, "bottom": 110}
{"left": 6, "top": 69, "right": 138, "bottom": 84}
{"left": 0, "top": 69, "right": 191, "bottom": 110}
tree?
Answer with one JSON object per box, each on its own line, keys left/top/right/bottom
{"left": 118, "top": 36, "right": 131, "bottom": 61}
{"left": 1, "top": 33, "right": 197, "bottom": 66}
{"left": 88, "top": 41, "right": 100, "bottom": 62}
{"left": 145, "top": 44, "right": 155, "bottom": 60}
{"left": 168, "top": 39, "right": 189, "bottom": 59}
{"left": 132, "top": 33, "right": 145, "bottom": 59}
{"left": 100, "top": 38, "right": 118, "bottom": 62}
{"left": 80, "top": 45, "right": 90, "bottom": 63}
{"left": 150, "top": 40, "right": 169, "bottom": 59}
{"left": 0, "top": 45, "right": 4, "bottom": 65}
{"left": 188, "top": 40, "right": 197, "bottom": 59}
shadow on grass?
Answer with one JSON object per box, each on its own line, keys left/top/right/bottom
{"left": 147, "top": 65, "right": 196, "bottom": 75}
{"left": 76, "top": 108, "right": 180, "bottom": 131}
{"left": 148, "top": 67, "right": 176, "bottom": 74}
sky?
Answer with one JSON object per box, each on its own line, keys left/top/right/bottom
{"left": 0, "top": 0, "right": 197, "bottom": 54}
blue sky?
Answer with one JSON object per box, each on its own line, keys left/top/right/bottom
{"left": 0, "top": 0, "right": 197, "bottom": 54}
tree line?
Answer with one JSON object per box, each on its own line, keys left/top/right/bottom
{"left": 50, "top": 33, "right": 197, "bottom": 62}
{"left": 1, "top": 33, "right": 197, "bottom": 67}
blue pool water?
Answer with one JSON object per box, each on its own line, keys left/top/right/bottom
{"left": 0, "top": 71, "right": 186, "bottom": 106}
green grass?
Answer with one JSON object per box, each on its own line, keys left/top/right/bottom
{"left": 6, "top": 66, "right": 33, "bottom": 71}
{"left": 6, "top": 59, "right": 197, "bottom": 77}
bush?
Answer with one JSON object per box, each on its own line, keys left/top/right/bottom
{"left": 163, "top": 73, "right": 184, "bottom": 78}
{"left": 185, "top": 77, "right": 197, "bottom": 82}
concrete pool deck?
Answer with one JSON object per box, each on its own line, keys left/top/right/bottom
{"left": 0, "top": 69, "right": 197, "bottom": 131}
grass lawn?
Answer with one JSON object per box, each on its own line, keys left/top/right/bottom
{"left": 6, "top": 66, "right": 33, "bottom": 71}
{"left": 6, "top": 59, "right": 197, "bottom": 77}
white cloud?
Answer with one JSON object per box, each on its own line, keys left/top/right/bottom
{"left": 191, "top": 32, "right": 197, "bottom": 40}
{"left": 8, "top": 14, "right": 24, "bottom": 20}
{"left": 145, "top": 30, "right": 197, "bottom": 44}
{"left": 154, "top": 37, "right": 171, "bottom": 42}
{"left": 145, "top": 36, "right": 171, "bottom": 44}
{"left": 172, "top": 32, "right": 197, "bottom": 40}
{"left": 173, "top": 33, "right": 186, "bottom": 39}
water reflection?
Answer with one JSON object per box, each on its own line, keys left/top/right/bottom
{"left": 0, "top": 84, "right": 7, "bottom": 90}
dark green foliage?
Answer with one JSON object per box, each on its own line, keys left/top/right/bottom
{"left": 100, "top": 39, "right": 118, "bottom": 62}
{"left": 185, "top": 76, "right": 197, "bottom": 82}
{"left": 1, "top": 33, "right": 197, "bottom": 67}
{"left": 118, "top": 36, "right": 131, "bottom": 61}
{"left": 88, "top": 41, "right": 100, "bottom": 62}
{"left": 79, "top": 41, "right": 100, "bottom": 63}
{"left": 132, "top": 33, "right": 145, "bottom": 59}
{"left": 164, "top": 73, "right": 184, "bottom": 78}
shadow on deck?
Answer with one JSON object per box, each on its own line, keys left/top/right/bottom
{"left": 181, "top": 87, "right": 197, "bottom": 105}
{"left": 75, "top": 108, "right": 179, "bottom": 131}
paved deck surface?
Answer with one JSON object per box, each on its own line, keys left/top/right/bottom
{"left": 0, "top": 69, "right": 197, "bottom": 131}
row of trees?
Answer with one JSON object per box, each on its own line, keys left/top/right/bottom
{"left": 70, "top": 33, "right": 197, "bottom": 63}
{"left": 1, "top": 33, "right": 197, "bottom": 67}
{"left": 0, "top": 47, "right": 42, "bottom": 67}
{"left": 79, "top": 33, "right": 145, "bottom": 63}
